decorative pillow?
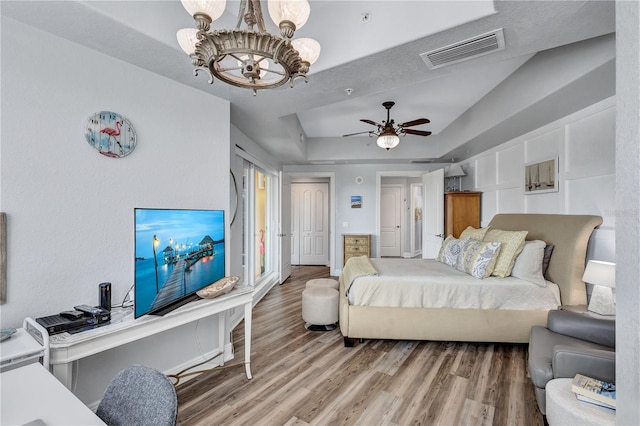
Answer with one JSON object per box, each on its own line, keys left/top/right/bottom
{"left": 542, "top": 244, "right": 555, "bottom": 278}
{"left": 459, "top": 226, "right": 491, "bottom": 241}
{"left": 511, "top": 240, "right": 547, "bottom": 287}
{"left": 484, "top": 229, "right": 528, "bottom": 278}
{"left": 455, "top": 238, "right": 502, "bottom": 279}
{"left": 436, "top": 235, "right": 464, "bottom": 267}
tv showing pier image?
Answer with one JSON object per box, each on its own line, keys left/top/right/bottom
{"left": 134, "top": 208, "right": 225, "bottom": 318}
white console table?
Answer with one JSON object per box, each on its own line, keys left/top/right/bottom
{"left": 39, "top": 285, "right": 253, "bottom": 389}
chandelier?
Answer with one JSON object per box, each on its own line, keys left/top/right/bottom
{"left": 177, "top": 0, "right": 321, "bottom": 95}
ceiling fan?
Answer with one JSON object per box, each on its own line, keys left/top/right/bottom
{"left": 343, "top": 101, "right": 432, "bottom": 150}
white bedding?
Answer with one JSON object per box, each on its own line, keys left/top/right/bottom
{"left": 347, "top": 258, "right": 561, "bottom": 310}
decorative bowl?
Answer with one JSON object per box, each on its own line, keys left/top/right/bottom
{"left": 196, "top": 276, "right": 239, "bottom": 299}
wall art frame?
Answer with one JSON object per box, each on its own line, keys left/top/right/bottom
{"left": 524, "top": 157, "right": 559, "bottom": 194}
{"left": 351, "top": 195, "right": 362, "bottom": 208}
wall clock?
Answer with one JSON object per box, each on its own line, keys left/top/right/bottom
{"left": 85, "top": 111, "right": 136, "bottom": 158}
{"left": 355, "top": 176, "right": 364, "bottom": 184}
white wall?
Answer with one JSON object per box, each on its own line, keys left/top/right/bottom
{"left": 0, "top": 18, "right": 230, "bottom": 404}
{"left": 462, "top": 97, "right": 616, "bottom": 265}
{"left": 615, "top": 1, "right": 640, "bottom": 422}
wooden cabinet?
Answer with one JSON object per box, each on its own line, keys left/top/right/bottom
{"left": 444, "top": 192, "right": 481, "bottom": 238}
{"left": 343, "top": 234, "right": 370, "bottom": 264}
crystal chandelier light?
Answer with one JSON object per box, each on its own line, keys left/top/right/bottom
{"left": 178, "top": 0, "right": 321, "bottom": 95}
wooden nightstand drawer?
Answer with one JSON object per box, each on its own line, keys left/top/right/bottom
{"left": 345, "top": 245, "right": 368, "bottom": 255}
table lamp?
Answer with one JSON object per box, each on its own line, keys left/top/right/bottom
{"left": 445, "top": 164, "right": 465, "bottom": 191}
{"left": 582, "top": 260, "right": 616, "bottom": 316}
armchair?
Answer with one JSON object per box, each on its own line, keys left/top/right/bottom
{"left": 527, "top": 308, "right": 615, "bottom": 415}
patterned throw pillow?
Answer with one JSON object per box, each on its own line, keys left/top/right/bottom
{"left": 484, "top": 229, "right": 528, "bottom": 278}
{"left": 511, "top": 240, "right": 547, "bottom": 287}
{"left": 436, "top": 236, "right": 464, "bottom": 267}
{"left": 455, "top": 238, "right": 502, "bottom": 279}
{"left": 459, "top": 226, "right": 491, "bottom": 241}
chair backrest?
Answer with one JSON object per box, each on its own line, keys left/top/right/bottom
{"left": 96, "top": 365, "right": 177, "bottom": 426}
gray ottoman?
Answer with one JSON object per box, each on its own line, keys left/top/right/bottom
{"left": 306, "top": 278, "right": 339, "bottom": 290}
{"left": 301, "top": 287, "right": 339, "bottom": 331}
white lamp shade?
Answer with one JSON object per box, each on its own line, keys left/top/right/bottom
{"left": 377, "top": 134, "right": 400, "bottom": 150}
{"left": 291, "top": 38, "right": 321, "bottom": 64}
{"left": 268, "top": 0, "right": 311, "bottom": 29}
{"left": 181, "top": 0, "right": 226, "bottom": 21}
{"left": 445, "top": 163, "right": 465, "bottom": 177}
{"left": 176, "top": 28, "right": 199, "bottom": 55}
{"left": 582, "top": 260, "right": 616, "bottom": 288}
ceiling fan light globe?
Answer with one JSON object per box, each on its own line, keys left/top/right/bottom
{"left": 377, "top": 134, "right": 400, "bottom": 150}
{"left": 181, "top": 0, "right": 226, "bottom": 21}
{"left": 268, "top": 0, "right": 311, "bottom": 31}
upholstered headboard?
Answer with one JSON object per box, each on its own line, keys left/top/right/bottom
{"left": 488, "top": 214, "right": 602, "bottom": 306}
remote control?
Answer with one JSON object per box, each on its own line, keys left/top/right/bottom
{"left": 73, "top": 304, "right": 105, "bottom": 316}
{"left": 60, "top": 310, "right": 85, "bottom": 320}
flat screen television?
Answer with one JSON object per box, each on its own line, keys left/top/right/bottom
{"left": 134, "top": 208, "right": 225, "bottom": 318}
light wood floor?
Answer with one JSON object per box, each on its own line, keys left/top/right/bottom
{"left": 176, "top": 265, "right": 543, "bottom": 425}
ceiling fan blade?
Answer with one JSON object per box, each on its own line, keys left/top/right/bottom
{"left": 360, "top": 119, "right": 382, "bottom": 127}
{"left": 400, "top": 118, "right": 430, "bottom": 127}
{"left": 404, "top": 129, "right": 432, "bottom": 137}
{"left": 342, "top": 131, "right": 373, "bottom": 137}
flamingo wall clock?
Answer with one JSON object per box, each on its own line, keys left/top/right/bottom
{"left": 85, "top": 111, "right": 137, "bottom": 158}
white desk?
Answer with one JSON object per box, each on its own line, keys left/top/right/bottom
{"left": 1, "top": 362, "right": 106, "bottom": 425}
{"left": 45, "top": 285, "right": 253, "bottom": 389}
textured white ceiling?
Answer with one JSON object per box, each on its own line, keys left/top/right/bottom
{"left": 1, "top": 1, "right": 615, "bottom": 164}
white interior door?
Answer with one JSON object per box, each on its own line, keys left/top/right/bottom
{"left": 422, "top": 169, "right": 444, "bottom": 258}
{"left": 291, "top": 183, "right": 329, "bottom": 265}
{"left": 380, "top": 185, "right": 402, "bottom": 257}
{"left": 279, "top": 172, "right": 291, "bottom": 283}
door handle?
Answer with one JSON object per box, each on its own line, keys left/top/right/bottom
{"left": 396, "top": 225, "right": 400, "bottom": 228}
{"left": 435, "top": 233, "right": 444, "bottom": 238}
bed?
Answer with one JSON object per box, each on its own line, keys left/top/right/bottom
{"left": 339, "top": 213, "right": 603, "bottom": 346}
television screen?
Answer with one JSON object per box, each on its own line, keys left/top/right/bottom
{"left": 134, "top": 208, "right": 225, "bottom": 318}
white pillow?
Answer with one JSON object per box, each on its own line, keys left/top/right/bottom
{"left": 510, "top": 240, "right": 547, "bottom": 287}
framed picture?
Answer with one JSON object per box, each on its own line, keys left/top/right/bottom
{"left": 525, "top": 157, "right": 558, "bottom": 194}
{"left": 351, "top": 195, "right": 362, "bottom": 208}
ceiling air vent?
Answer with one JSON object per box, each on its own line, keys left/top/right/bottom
{"left": 420, "top": 28, "right": 505, "bottom": 70}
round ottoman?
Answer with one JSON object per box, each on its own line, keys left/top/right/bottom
{"left": 306, "top": 278, "right": 339, "bottom": 290}
{"left": 301, "top": 287, "right": 339, "bottom": 331}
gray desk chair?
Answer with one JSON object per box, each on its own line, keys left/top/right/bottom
{"left": 527, "top": 309, "right": 615, "bottom": 415}
{"left": 96, "top": 365, "right": 178, "bottom": 426}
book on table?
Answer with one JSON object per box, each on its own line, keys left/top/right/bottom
{"left": 571, "top": 373, "right": 616, "bottom": 409}
{"left": 576, "top": 393, "right": 615, "bottom": 410}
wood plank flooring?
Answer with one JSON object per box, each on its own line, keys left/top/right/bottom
{"left": 176, "top": 265, "right": 543, "bottom": 425}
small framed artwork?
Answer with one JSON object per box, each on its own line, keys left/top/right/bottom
{"left": 351, "top": 196, "right": 362, "bottom": 208}
{"left": 525, "top": 157, "right": 558, "bottom": 194}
